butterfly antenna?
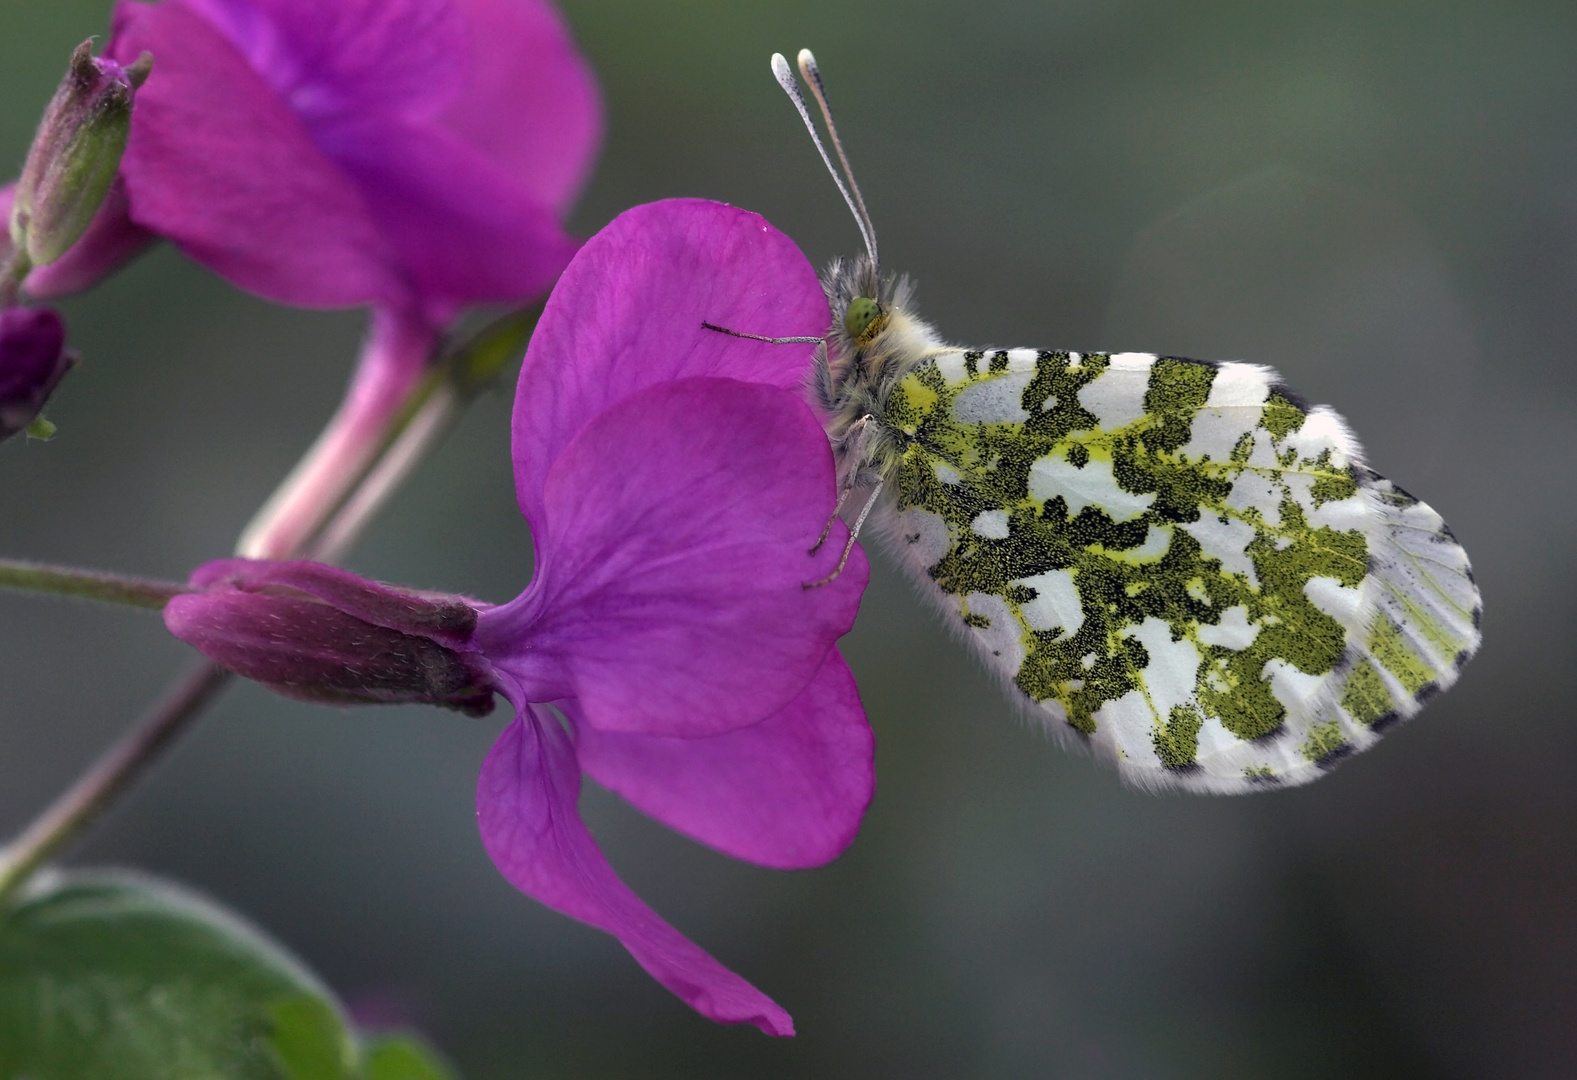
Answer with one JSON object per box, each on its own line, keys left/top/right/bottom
{"left": 796, "top": 49, "right": 878, "bottom": 275}
{"left": 772, "top": 52, "right": 878, "bottom": 273}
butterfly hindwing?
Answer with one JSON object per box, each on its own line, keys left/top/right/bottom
{"left": 872, "top": 349, "right": 1480, "bottom": 793}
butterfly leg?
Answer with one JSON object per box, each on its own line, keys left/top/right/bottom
{"left": 811, "top": 414, "right": 878, "bottom": 554}
{"left": 809, "top": 483, "right": 854, "bottom": 555}
{"left": 700, "top": 321, "right": 824, "bottom": 345}
{"left": 804, "top": 482, "right": 883, "bottom": 589}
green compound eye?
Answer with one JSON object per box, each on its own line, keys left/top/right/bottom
{"left": 844, "top": 296, "right": 882, "bottom": 341}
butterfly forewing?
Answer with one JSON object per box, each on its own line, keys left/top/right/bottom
{"left": 872, "top": 348, "right": 1480, "bottom": 793}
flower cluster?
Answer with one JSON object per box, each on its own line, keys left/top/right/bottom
{"left": 167, "top": 199, "right": 870, "bottom": 1033}
{"left": 1, "top": 0, "right": 875, "bottom": 1044}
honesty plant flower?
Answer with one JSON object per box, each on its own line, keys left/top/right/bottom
{"left": 165, "top": 193, "right": 872, "bottom": 1032}
{"left": 168, "top": 374, "right": 872, "bottom": 1034}
{"left": 20, "top": 0, "right": 600, "bottom": 322}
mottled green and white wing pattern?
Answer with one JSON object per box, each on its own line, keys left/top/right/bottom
{"left": 874, "top": 349, "right": 1480, "bottom": 793}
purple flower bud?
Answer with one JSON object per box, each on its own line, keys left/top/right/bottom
{"left": 164, "top": 559, "right": 495, "bottom": 717}
{"left": 11, "top": 40, "right": 152, "bottom": 269}
{"left": 0, "top": 306, "right": 70, "bottom": 443}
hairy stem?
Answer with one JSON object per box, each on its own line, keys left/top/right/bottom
{"left": 0, "top": 661, "right": 232, "bottom": 903}
{"left": 0, "top": 556, "right": 190, "bottom": 608}
{"left": 0, "top": 305, "right": 538, "bottom": 901}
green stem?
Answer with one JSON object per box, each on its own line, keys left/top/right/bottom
{"left": 0, "top": 557, "right": 191, "bottom": 608}
{"left": 0, "top": 304, "right": 538, "bottom": 902}
{"left": 0, "top": 245, "right": 31, "bottom": 308}
{"left": 292, "top": 304, "right": 541, "bottom": 562}
{"left": 0, "top": 661, "right": 232, "bottom": 903}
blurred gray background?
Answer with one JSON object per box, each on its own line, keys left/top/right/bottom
{"left": 0, "top": 1, "right": 1572, "bottom": 1076}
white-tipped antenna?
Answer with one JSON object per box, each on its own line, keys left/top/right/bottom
{"left": 796, "top": 50, "right": 878, "bottom": 273}
{"left": 771, "top": 52, "right": 878, "bottom": 273}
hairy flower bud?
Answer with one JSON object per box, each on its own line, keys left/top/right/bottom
{"left": 0, "top": 306, "right": 70, "bottom": 443}
{"left": 165, "top": 560, "right": 495, "bottom": 717}
{"left": 11, "top": 41, "right": 152, "bottom": 269}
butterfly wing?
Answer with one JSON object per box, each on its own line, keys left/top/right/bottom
{"left": 874, "top": 349, "right": 1480, "bottom": 793}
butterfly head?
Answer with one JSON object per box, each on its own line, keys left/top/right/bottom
{"left": 775, "top": 50, "right": 937, "bottom": 476}
{"left": 844, "top": 296, "right": 886, "bottom": 345}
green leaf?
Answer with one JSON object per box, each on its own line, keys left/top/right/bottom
{"left": 363, "top": 1035, "right": 459, "bottom": 1080}
{"left": 268, "top": 994, "right": 356, "bottom": 1080}
{"left": 0, "top": 870, "right": 355, "bottom": 1080}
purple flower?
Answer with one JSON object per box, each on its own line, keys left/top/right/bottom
{"left": 1, "top": 0, "right": 605, "bottom": 559}
{"left": 169, "top": 377, "right": 871, "bottom": 1034}
{"left": 23, "top": 0, "right": 600, "bottom": 323}
{"left": 0, "top": 307, "right": 70, "bottom": 442}
{"left": 475, "top": 377, "right": 869, "bottom": 1036}
{"left": 474, "top": 196, "right": 870, "bottom": 1032}
{"left": 167, "top": 194, "right": 872, "bottom": 1032}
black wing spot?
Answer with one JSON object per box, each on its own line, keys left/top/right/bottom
{"left": 1314, "top": 743, "right": 1357, "bottom": 769}
{"left": 1248, "top": 723, "right": 1289, "bottom": 746}
{"left": 1369, "top": 710, "right": 1403, "bottom": 735}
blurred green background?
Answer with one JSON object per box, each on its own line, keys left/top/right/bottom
{"left": 1, "top": 1, "right": 1572, "bottom": 1076}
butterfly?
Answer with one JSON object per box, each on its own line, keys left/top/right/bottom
{"left": 717, "top": 50, "right": 1481, "bottom": 793}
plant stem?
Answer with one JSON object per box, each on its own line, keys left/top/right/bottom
{"left": 0, "top": 305, "right": 538, "bottom": 901}
{"left": 236, "top": 308, "right": 436, "bottom": 560}
{"left": 308, "top": 380, "right": 460, "bottom": 562}
{"left": 0, "top": 660, "right": 231, "bottom": 903}
{"left": 0, "top": 556, "right": 190, "bottom": 608}
{"left": 0, "top": 246, "right": 31, "bottom": 308}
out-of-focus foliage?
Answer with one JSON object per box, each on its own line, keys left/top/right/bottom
{"left": 0, "top": 873, "right": 455, "bottom": 1079}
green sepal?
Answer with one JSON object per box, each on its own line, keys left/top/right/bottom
{"left": 23, "top": 415, "right": 56, "bottom": 440}
{"left": 11, "top": 42, "right": 151, "bottom": 268}
{"left": 438, "top": 304, "right": 541, "bottom": 397}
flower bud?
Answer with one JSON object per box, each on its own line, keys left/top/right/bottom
{"left": 11, "top": 41, "right": 152, "bottom": 269}
{"left": 0, "top": 306, "right": 70, "bottom": 443}
{"left": 165, "top": 559, "right": 496, "bottom": 717}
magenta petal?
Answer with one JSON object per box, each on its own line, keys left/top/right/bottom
{"left": 180, "top": 0, "right": 469, "bottom": 123}
{"left": 321, "top": 119, "right": 580, "bottom": 312}
{"left": 477, "top": 708, "right": 794, "bottom": 1035}
{"left": 478, "top": 377, "right": 867, "bottom": 737}
{"left": 511, "top": 199, "right": 828, "bottom": 531}
{"left": 109, "top": 1, "right": 401, "bottom": 308}
{"left": 577, "top": 650, "right": 872, "bottom": 870}
{"left": 439, "top": 0, "right": 602, "bottom": 214}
